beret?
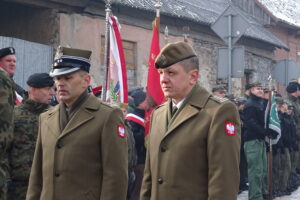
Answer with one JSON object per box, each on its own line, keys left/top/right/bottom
{"left": 50, "top": 46, "right": 92, "bottom": 77}
{"left": 286, "top": 82, "right": 299, "bottom": 93}
{"left": 155, "top": 42, "right": 196, "bottom": 69}
{"left": 27, "top": 73, "right": 54, "bottom": 88}
{"left": 0, "top": 47, "right": 15, "bottom": 59}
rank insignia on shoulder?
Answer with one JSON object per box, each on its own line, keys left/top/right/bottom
{"left": 225, "top": 121, "right": 235, "bottom": 136}
{"left": 117, "top": 125, "right": 126, "bottom": 138}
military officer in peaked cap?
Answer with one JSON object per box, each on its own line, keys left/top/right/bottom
{"left": 140, "top": 42, "right": 241, "bottom": 200}
{"left": 26, "top": 47, "right": 128, "bottom": 200}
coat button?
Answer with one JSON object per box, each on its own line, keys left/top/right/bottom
{"left": 57, "top": 143, "right": 63, "bottom": 149}
{"left": 55, "top": 173, "right": 60, "bottom": 177}
{"left": 158, "top": 178, "right": 163, "bottom": 184}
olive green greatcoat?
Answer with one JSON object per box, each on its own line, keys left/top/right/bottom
{"left": 26, "top": 94, "right": 128, "bottom": 200}
{"left": 140, "top": 85, "right": 241, "bottom": 200}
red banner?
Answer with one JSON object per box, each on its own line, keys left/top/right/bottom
{"left": 145, "top": 18, "right": 165, "bottom": 136}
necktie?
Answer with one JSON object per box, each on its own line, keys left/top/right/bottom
{"left": 172, "top": 106, "right": 178, "bottom": 117}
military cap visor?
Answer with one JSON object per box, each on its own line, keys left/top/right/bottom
{"left": 155, "top": 42, "right": 197, "bottom": 69}
{"left": 50, "top": 47, "right": 92, "bottom": 77}
{"left": 0, "top": 47, "right": 15, "bottom": 59}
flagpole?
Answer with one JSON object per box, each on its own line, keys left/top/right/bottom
{"left": 102, "top": 0, "right": 112, "bottom": 101}
{"left": 154, "top": 0, "right": 162, "bottom": 30}
{"left": 267, "top": 75, "right": 273, "bottom": 200}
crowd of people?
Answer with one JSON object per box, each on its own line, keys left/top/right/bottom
{"left": 0, "top": 41, "right": 299, "bottom": 200}
{"left": 211, "top": 81, "right": 300, "bottom": 200}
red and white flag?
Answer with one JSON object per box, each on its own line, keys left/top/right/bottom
{"left": 106, "top": 16, "right": 128, "bottom": 104}
{"left": 144, "top": 17, "right": 165, "bottom": 136}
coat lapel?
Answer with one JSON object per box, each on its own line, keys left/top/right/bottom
{"left": 59, "top": 95, "right": 99, "bottom": 138}
{"left": 166, "top": 104, "right": 199, "bottom": 136}
{"left": 47, "top": 105, "right": 61, "bottom": 138}
{"left": 164, "top": 84, "right": 211, "bottom": 138}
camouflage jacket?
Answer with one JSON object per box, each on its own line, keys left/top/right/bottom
{"left": 286, "top": 94, "right": 300, "bottom": 136}
{"left": 0, "top": 69, "right": 15, "bottom": 155}
{"left": 0, "top": 69, "right": 15, "bottom": 198}
{"left": 9, "top": 99, "right": 49, "bottom": 182}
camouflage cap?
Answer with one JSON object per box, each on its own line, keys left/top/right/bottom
{"left": 0, "top": 47, "right": 15, "bottom": 59}
{"left": 50, "top": 46, "right": 92, "bottom": 77}
{"left": 155, "top": 42, "right": 197, "bottom": 69}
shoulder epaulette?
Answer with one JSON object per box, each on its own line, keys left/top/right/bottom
{"left": 210, "top": 96, "right": 229, "bottom": 103}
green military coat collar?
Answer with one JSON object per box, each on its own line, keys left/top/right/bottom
{"left": 156, "top": 84, "right": 211, "bottom": 138}
{"left": 46, "top": 94, "right": 100, "bottom": 138}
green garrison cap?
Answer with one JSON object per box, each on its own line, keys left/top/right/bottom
{"left": 50, "top": 46, "right": 92, "bottom": 77}
{"left": 155, "top": 42, "right": 197, "bottom": 69}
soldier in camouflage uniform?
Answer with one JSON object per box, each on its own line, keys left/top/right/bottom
{"left": 285, "top": 82, "right": 300, "bottom": 188}
{"left": 7, "top": 73, "right": 55, "bottom": 200}
{"left": 0, "top": 47, "right": 16, "bottom": 200}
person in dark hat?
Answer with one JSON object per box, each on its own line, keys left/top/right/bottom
{"left": 8, "top": 73, "right": 55, "bottom": 200}
{"left": 0, "top": 47, "right": 16, "bottom": 77}
{"left": 125, "top": 88, "right": 147, "bottom": 199}
{"left": 285, "top": 81, "right": 300, "bottom": 186}
{"left": 234, "top": 97, "right": 248, "bottom": 194}
{"left": 212, "top": 85, "right": 226, "bottom": 98}
{"left": 0, "top": 47, "right": 17, "bottom": 198}
{"left": 243, "top": 81, "right": 277, "bottom": 199}
{"left": 140, "top": 42, "right": 241, "bottom": 200}
{"left": 244, "top": 83, "right": 252, "bottom": 99}
{"left": 26, "top": 47, "right": 128, "bottom": 200}
{"left": 0, "top": 47, "right": 25, "bottom": 103}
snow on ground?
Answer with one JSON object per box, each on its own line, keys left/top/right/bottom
{"left": 238, "top": 187, "right": 300, "bottom": 200}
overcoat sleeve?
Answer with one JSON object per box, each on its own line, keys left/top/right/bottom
{"left": 26, "top": 115, "right": 43, "bottom": 200}
{"left": 100, "top": 108, "right": 128, "bottom": 200}
{"left": 207, "top": 101, "right": 241, "bottom": 200}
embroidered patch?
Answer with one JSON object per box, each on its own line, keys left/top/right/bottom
{"left": 225, "top": 122, "right": 235, "bottom": 136}
{"left": 117, "top": 125, "right": 126, "bottom": 138}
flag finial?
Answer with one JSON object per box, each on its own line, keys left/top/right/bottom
{"left": 155, "top": 0, "right": 162, "bottom": 17}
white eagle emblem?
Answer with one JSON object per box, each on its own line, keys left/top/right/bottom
{"left": 225, "top": 122, "right": 235, "bottom": 136}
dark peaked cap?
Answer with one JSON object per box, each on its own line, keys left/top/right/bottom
{"left": 50, "top": 46, "right": 92, "bottom": 77}
{"left": 155, "top": 42, "right": 197, "bottom": 69}
{"left": 0, "top": 47, "right": 15, "bottom": 59}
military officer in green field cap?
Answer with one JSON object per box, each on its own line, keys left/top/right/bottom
{"left": 26, "top": 47, "right": 128, "bottom": 200}
{"left": 140, "top": 42, "right": 241, "bottom": 200}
